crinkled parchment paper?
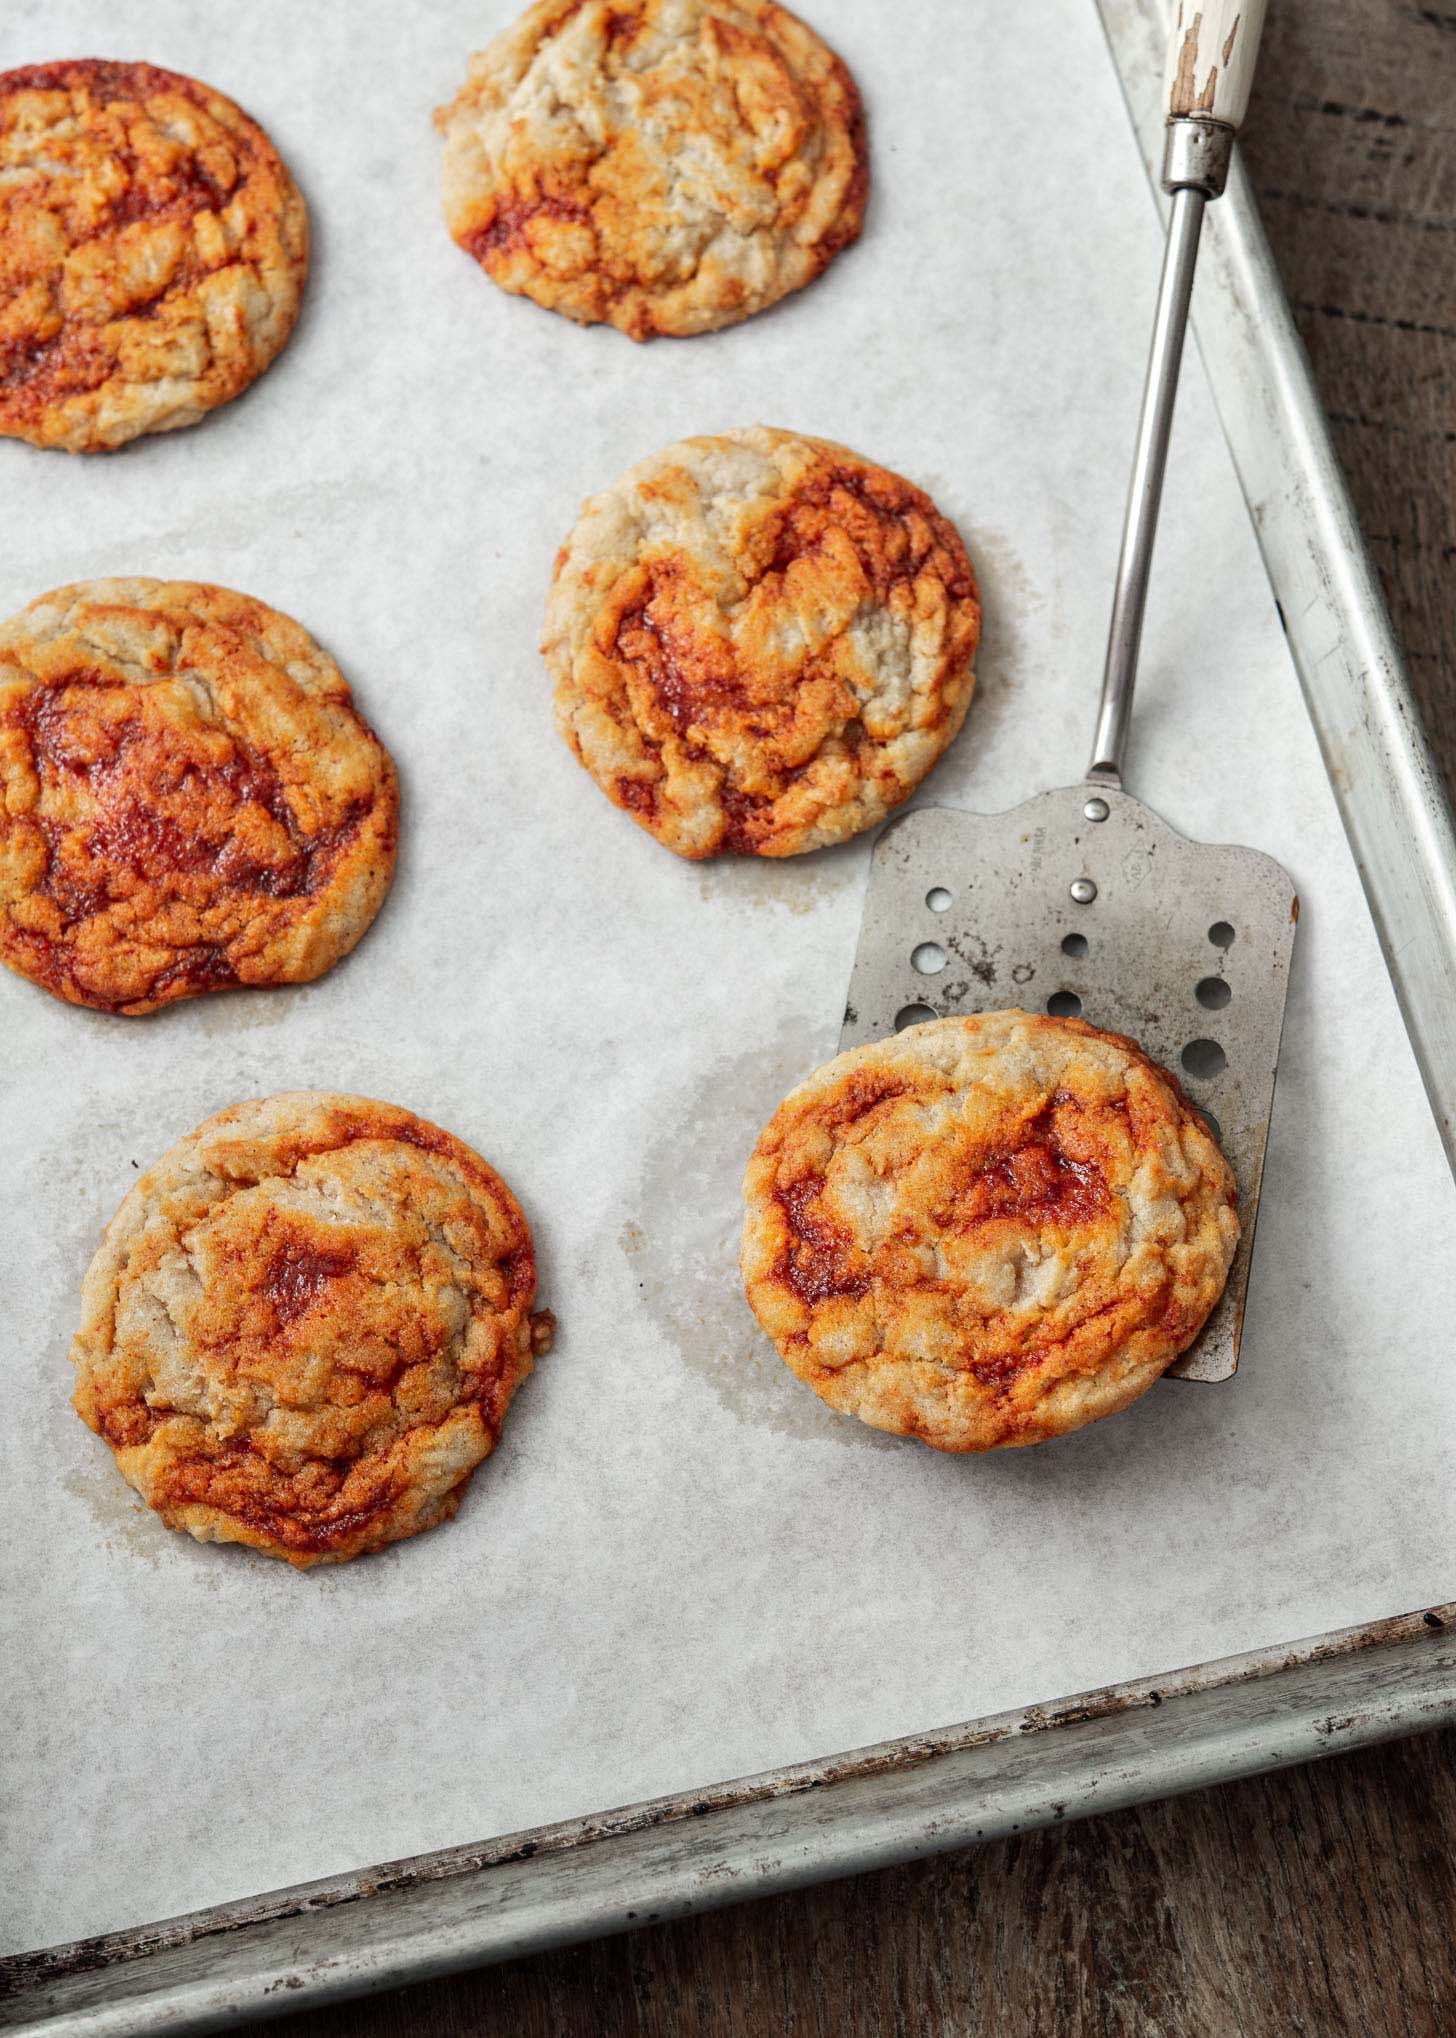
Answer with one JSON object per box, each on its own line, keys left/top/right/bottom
{"left": 3, "top": 0, "right": 1453, "bottom": 1956}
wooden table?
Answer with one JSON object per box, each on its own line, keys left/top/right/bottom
{"left": 243, "top": 5, "right": 1456, "bottom": 2030}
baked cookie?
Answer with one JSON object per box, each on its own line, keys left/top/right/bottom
{"left": 70, "top": 1092, "right": 555, "bottom": 1567}
{"left": 436, "top": 0, "right": 867, "bottom": 339}
{"left": 0, "top": 59, "right": 307, "bottom": 451}
{"left": 0, "top": 579, "right": 397, "bottom": 1015}
{"left": 545, "top": 427, "right": 980, "bottom": 858}
{"left": 741, "top": 1011, "right": 1238, "bottom": 1450}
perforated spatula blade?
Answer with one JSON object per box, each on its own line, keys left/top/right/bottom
{"left": 841, "top": 788, "right": 1296, "bottom": 1381}
{"left": 842, "top": 0, "right": 1294, "bottom": 1382}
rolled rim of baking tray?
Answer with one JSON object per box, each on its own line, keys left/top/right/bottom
{"left": 6, "top": 2, "right": 1456, "bottom": 2028}
{"left": 4, "top": 1604, "right": 1455, "bottom": 2035}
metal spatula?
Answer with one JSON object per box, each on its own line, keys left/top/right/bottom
{"left": 841, "top": 0, "right": 1294, "bottom": 1383}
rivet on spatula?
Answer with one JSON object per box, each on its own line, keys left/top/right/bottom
{"left": 1069, "top": 878, "right": 1098, "bottom": 904}
{"left": 1084, "top": 797, "right": 1110, "bottom": 822}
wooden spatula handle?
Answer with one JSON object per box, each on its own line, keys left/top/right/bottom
{"left": 1164, "top": 1, "right": 1268, "bottom": 133}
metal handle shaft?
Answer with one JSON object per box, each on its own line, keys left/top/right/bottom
{"left": 1087, "top": 181, "right": 1206, "bottom": 786}
{"left": 1088, "top": 111, "right": 1239, "bottom": 786}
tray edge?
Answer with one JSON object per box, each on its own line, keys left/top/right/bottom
{"left": 5, "top": 1605, "right": 1455, "bottom": 2036}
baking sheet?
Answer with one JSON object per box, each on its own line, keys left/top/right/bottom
{"left": 4, "top": 0, "right": 1454, "bottom": 1961}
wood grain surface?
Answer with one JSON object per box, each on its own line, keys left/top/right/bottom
{"left": 241, "top": 4, "right": 1456, "bottom": 2032}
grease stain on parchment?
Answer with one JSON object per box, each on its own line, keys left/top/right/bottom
{"left": 61, "top": 1450, "right": 286, "bottom": 1588}
{"left": 623, "top": 1023, "right": 897, "bottom": 1450}
{"left": 695, "top": 832, "right": 864, "bottom": 917}
{"left": 951, "top": 521, "right": 1042, "bottom": 761}
{"left": 61, "top": 1453, "right": 170, "bottom": 1570}
{"left": 187, "top": 985, "right": 299, "bottom": 1036}
{"left": 10, "top": 477, "right": 379, "bottom": 584}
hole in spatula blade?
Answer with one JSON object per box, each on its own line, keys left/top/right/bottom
{"left": 895, "top": 1004, "right": 937, "bottom": 1032}
{"left": 911, "top": 942, "right": 948, "bottom": 975}
{"left": 1182, "top": 1038, "right": 1227, "bottom": 1080}
{"left": 1196, "top": 976, "right": 1232, "bottom": 1010}
{"left": 1046, "top": 991, "right": 1083, "bottom": 1018}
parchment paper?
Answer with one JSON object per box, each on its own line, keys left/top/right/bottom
{"left": 3, "top": 0, "right": 1453, "bottom": 1958}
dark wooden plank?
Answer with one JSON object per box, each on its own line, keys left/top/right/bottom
{"left": 239, "top": 4, "right": 1456, "bottom": 2032}
{"left": 1243, "top": 0, "right": 1456, "bottom": 786}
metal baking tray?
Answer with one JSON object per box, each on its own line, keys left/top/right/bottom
{"left": 5, "top": 0, "right": 1456, "bottom": 2027}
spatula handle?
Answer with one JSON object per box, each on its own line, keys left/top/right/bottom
{"left": 1165, "top": 1, "right": 1268, "bottom": 133}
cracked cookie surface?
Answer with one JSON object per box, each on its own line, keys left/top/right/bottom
{"left": 436, "top": 0, "right": 867, "bottom": 339}
{"left": 0, "top": 59, "right": 307, "bottom": 451}
{"left": 70, "top": 1092, "right": 555, "bottom": 1567}
{"left": 545, "top": 426, "right": 980, "bottom": 858}
{"left": 741, "top": 1011, "right": 1238, "bottom": 1451}
{"left": 0, "top": 578, "right": 398, "bottom": 1015}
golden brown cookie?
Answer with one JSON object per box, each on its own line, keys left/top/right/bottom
{"left": 741, "top": 1011, "right": 1238, "bottom": 1451}
{"left": 70, "top": 1093, "right": 555, "bottom": 1567}
{"left": 0, "top": 59, "right": 307, "bottom": 451}
{"left": 0, "top": 579, "right": 398, "bottom": 1015}
{"left": 436, "top": 0, "right": 867, "bottom": 339}
{"left": 544, "top": 427, "right": 980, "bottom": 858}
